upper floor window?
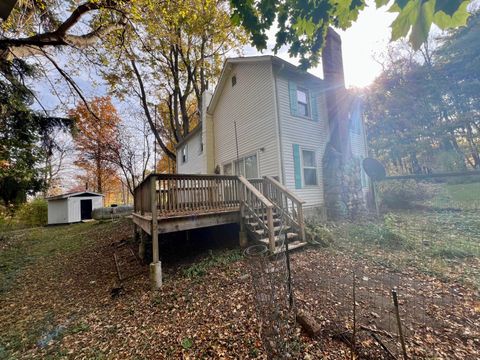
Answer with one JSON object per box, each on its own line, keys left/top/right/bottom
{"left": 296, "top": 87, "right": 310, "bottom": 117}
{"left": 288, "top": 81, "right": 318, "bottom": 121}
{"left": 181, "top": 145, "right": 188, "bottom": 163}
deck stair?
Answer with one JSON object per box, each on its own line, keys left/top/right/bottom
{"left": 132, "top": 173, "right": 307, "bottom": 257}
{"left": 238, "top": 176, "right": 307, "bottom": 253}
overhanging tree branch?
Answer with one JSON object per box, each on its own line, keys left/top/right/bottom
{"left": 130, "top": 58, "right": 176, "bottom": 161}
{"left": 0, "top": 0, "right": 127, "bottom": 60}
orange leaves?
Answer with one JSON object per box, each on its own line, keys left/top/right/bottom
{"left": 69, "top": 96, "right": 122, "bottom": 194}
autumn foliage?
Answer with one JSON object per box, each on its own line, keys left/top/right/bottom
{"left": 69, "top": 97, "right": 121, "bottom": 195}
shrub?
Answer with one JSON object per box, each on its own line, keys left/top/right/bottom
{"left": 15, "top": 198, "right": 48, "bottom": 227}
{"left": 305, "top": 221, "right": 334, "bottom": 247}
{"left": 378, "top": 180, "right": 433, "bottom": 210}
{"left": 349, "top": 216, "right": 413, "bottom": 251}
{"left": 182, "top": 249, "right": 243, "bottom": 278}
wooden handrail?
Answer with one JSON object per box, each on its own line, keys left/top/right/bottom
{"left": 264, "top": 176, "right": 306, "bottom": 204}
{"left": 238, "top": 176, "right": 275, "bottom": 251}
{"left": 263, "top": 176, "right": 306, "bottom": 242}
{"left": 238, "top": 176, "right": 274, "bottom": 209}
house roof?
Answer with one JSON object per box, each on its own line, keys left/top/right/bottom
{"left": 46, "top": 191, "right": 104, "bottom": 201}
{"left": 174, "top": 124, "right": 202, "bottom": 149}
{"left": 174, "top": 55, "right": 325, "bottom": 150}
{"left": 207, "top": 55, "right": 324, "bottom": 115}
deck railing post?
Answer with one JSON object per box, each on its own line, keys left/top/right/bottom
{"left": 150, "top": 175, "right": 161, "bottom": 289}
{"left": 266, "top": 206, "right": 275, "bottom": 252}
{"left": 297, "top": 202, "right": 306, "bottom": 242}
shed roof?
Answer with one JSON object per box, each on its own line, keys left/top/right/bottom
{"left": 46, "top": 191, "right": 104, "bottom": 201}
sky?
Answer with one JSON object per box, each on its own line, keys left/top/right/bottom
{"left": 35, "top": 2, "right": 399, "bottom": 191}
{"left": 245, "top": 1, "right": 397, "bottom": 88}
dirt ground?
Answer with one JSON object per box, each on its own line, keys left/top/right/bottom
{"left": 0, "top": 219, "right": 478, "bottom": 359}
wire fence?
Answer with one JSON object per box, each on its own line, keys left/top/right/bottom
{"left": 305, "top": 174, "right": 480, "bottom": 358}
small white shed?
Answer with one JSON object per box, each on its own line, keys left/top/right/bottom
{"left": 47, "top": 191, "right": 104, "bottom": 225}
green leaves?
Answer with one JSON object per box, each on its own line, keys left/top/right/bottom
{"left": 390, "top": 0, "right": 471, "bottom": 50}
{"left": 410, "top": 0, "right": 435, "bottom": 49}
{"left": 181, "top": 337, "right": 193, "bottom": 349}
{"left": 433, "top": 1, "right": 470, "bottom": 30}
{"left": 231, "top": 0, "right": 473, "bottom": 68}
{"left": 390, "top": 0, "right": 422, "bottom": 42}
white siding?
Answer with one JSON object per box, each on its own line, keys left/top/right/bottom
{"left": 47, "top": 199, "right": 69, "bottom": 224}
{"left": 68, "top": 197, "right": 80, "bottom": 222}
{"left": 276, "top": 72, "right": 330, "bottom": 208}
{"left": 351, "top": 129, "right": 369, "bottom": 192}
{"left": 68, "top": 196, "right": 103, "bottom": 222}
{"left": 213, "top": 61, "right": 280, "bottom": 177}
{"left": 176, "top": 130, "right": 206, "bottom": 174}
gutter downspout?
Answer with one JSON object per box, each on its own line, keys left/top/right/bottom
{"left": 272, "top": 62, "right": 286, "bottom": 185}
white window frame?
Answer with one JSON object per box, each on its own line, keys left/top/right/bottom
{"left": 223, "top": 163, "right": 233, "bottom": 175}
{"left": 222, "top": 151, "right": 260, "bottom": 179}
{"left": 181, "top": 145, "right": 188, "bottom": 164}
{"left": 296, "top": 87, "right": 311, "bottom": 118}
{"left": 300, "top": 148, "right": 318, "bottom": 187}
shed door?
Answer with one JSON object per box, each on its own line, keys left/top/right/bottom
{"left": 80, "top": 199, "right": 93, "bottom": 220}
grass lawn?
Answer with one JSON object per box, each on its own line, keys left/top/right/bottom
{"left": 333, "top": 181, "right": 480, "bottom": 289}
{"left": 1, "top": 214, "right": 478, "bottom": 359}
{"left": 446, "top": 181, "right": 480, "bottom": 202}
{"left": 0, "top": 221, "right": 122, "bottom": 294}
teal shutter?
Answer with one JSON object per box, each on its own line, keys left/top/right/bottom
{"left": 293, "top": 144, "right": 302, "bottom": 189}
{"left": 310, "top": 92, "right": 318, "bottom": 121}
{"left": 288, "top": 81, "right": 298, "bottom": 116}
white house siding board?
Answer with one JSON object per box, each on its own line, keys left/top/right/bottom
{"left": 213, "top": 62, "right": 280, "bottom": 178}
{"left": 176, "top": 131, "right": 206, "bottom": 174}
{"left": 47, "top": 199, "right": 69, "bottom": 224}
{"left": 275, "top": 73, "right": 330, "bottom": 208}
{"left": 350, "top": 131, "right": 369, "bottom": 190}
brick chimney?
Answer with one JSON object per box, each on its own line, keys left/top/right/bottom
{"left": 321, "top": 28, "right": 356, "bottom": 219}
{"left": 322, "top": 28, "right": 350, "bottom": 158}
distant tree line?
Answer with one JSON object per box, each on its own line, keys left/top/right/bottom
{"left": 365, "top": 12, "right": 480, "bottom": 174}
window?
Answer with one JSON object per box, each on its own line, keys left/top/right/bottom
{"left": 223, "top": 163, "right": 232, "bottom": 175}
{"left": 224, "top": 153, "right": 258, "bottom": 179}
{"left": 199, "top": 142, "right": 204, "bottom": 154}
{"left": 234, "top": 158, "right": 245, "bottom": 177}
{"left": 232, "top": 75, "right": 237, "bottom": 87}
{"left": 297, "top": 87, "right": 310, "bottom": 117}
{"left": 245, "top": 155, "right": 258, "bottom": 179}
{"left": 302, "top": 150, "right": 317, "bottom": 186}
{"left": 181, "top": 145, "right": 188, "bottom": 163}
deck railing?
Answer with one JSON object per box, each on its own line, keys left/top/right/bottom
{"left": 134, "top": 174, "right": 240, "bottom": 216}
{"left": 238, "top": 176, "right": 276, "bottom": 251}
{"left": 262, "top": 176, "right": 306, "bottom": 241}
{"left": 133, "top": 173, "right": 305, "bottom": 251}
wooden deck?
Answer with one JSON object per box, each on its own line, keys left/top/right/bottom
{"left": 132, "top": 173, "right": 306, "bottom": 287}
{"left": 132, "top": 208, "right": 240, "bottom": 235}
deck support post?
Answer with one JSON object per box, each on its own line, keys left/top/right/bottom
{"left": 150, "top": 175, "right": 162, "bottom": 289}
{"left": 150, "top": 261, "right": 162, "bottom": 289}
{"left": 138, "top": 229, "right": 146, "bottom": 263}
{"left": 133, "top": 223, "right": 139, "bottom": 242}
{"left": 239, "top": 228, "right": 248, "bottom": 248}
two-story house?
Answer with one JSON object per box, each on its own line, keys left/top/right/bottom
{"left": 175, "top": 34, "right": 368, "bottom": 219}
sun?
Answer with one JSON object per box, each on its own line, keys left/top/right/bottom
{"left": 338, "top": 3, "right": 397, "bottom": 88}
